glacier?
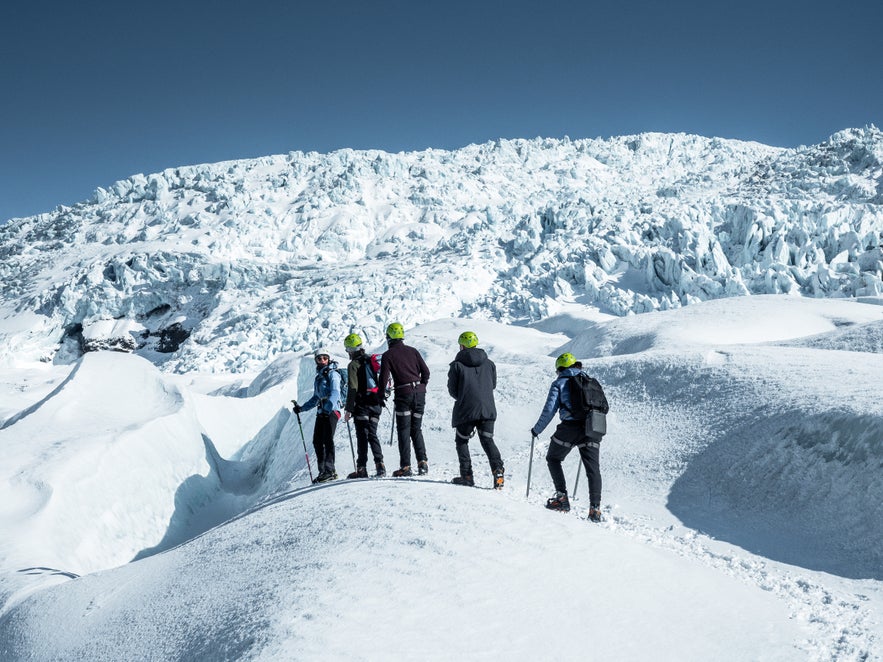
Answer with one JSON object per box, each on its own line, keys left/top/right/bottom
{"left": 1, "top": 127, "right": 881, "bottom": 374}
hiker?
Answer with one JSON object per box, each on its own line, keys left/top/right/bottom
{"left": 447, "top": 331, "right": 504, "bottom": 489}
{"left": 530, "top": 352, "right": 609, "bottom": 522}
{"left": 342, "top": 333, "right": 386, "bottom": 478}
{"left": 293, "top": 348, "right": 343, "bottom": 483}
{"left": 377, "top": 322, "right": 430, "bottom": 477}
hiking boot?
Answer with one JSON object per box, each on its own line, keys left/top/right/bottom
{"left": 493, "top": 468, "right": 505, "bottom": 490}
{"left": 375, "top": 462, "right": 386, "bottom": 477}
{"left": 451, "top": 474, "right": 474, "bottom": 487}
{"left": 392, "top": 466, "right": 412, "bottom": 477}
{"left": 346, "top": 466, "right": 368, "bottom": 479}
{"left": 314, "top": 471, "right": 338, "bottom": 484}
{"left": 417, "top": 460, "right": 429, "bottom": 475}
{"left": 588, "top": 506, "right": 603, "bottom": 523}
{"left": 545, "top": 492, "right": 570, "bottom": 512}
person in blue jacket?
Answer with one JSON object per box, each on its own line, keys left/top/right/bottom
{"left": 293, "top": 348, "right": 343, "bottom": 483}
{"left": 530, "top": 352, "right": 604, "bottom": 522}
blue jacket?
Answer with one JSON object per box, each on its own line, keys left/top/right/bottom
{"left": 301, "top": 362, "right": 342, "bottom": 414}
{"left": 531, "top": 367, "right": 582, "bottom": 435}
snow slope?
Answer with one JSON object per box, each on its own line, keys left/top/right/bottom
{"left": 0, "top": 482, "right": 807, "bottom": 661}
{"left": 1, "top": 296, "right": 881, "bottom": 660}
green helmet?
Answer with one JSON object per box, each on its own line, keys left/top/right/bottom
{"left": 344, "top": 333, "right": 363, "bottom": 350}
{"left": 386, "top": 322, "right": 405, "bottom": 339}
{"left": 458, "top": 331, "right": 478, "bottom": 348}
{"left": 555, "top": 352, "right": 577, "bottom": 369}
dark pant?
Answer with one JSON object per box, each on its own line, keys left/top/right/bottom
{"left": 313, "top": 412, "right": 338, "bottom": 475}
{"left": 546, "top": 420, "right": 602, "bottom": 507}
{"left": 352, "top": 404, "right": 384, "bottom": 467}
{"left": 455, "top": 420, "right": 503, "bottom": 476}
{"left": 394, "top": 391, "right": 427, "bottom": 468}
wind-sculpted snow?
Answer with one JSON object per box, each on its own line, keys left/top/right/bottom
{"left": 1, "top": 299, "right": 882, "bottom": 659}
{"left": 0, "top": 481, "right": 810, "bottom": 661}
{"left": 1, "top": 128, "right": 882, "bottom": 372}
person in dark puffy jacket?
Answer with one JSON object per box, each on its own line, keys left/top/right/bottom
{"left": 293, "top": 347, "right": 342, "bottom": 483}
{"left": 377, "top": 322, "right": 430, "bottom": 477}
{"left": 530, "top": 352, "right": 604, "bottom": 522}
{"left": 447, "top": 331, "right": 504, "bottom": 489}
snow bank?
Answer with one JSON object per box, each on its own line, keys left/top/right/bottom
{"left": 0, "top": 481, "right": 808, "bottom": 661}
{"left": 1, "top": 297, "right": 881, "bottom": 659}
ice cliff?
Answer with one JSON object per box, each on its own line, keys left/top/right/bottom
{"left": 1, "top": 127, "right": 881, "bottom": 373}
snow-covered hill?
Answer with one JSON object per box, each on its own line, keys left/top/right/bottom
{"left": 1, "top": 128, "right": 881, "bottom": 373}
{"left": 1, "top": 296, "right": 882, "bottom": 660}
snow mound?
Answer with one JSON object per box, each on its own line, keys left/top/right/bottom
{"left": 670, "top": 404, "right": 883, "bottom": 579}
{"left": 561, "top": 295, "right": 883, "bottom": 357}
{"left": 780, "top": 317, "right": 883, "bottom": 353}
{"left": 0, "top": 354, "right": 210, "bottom": 605}
{"left": 0, "top": 480, "right": 807, "bottom": 661}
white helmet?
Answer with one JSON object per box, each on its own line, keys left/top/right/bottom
{"left": 314, "top": 347, "right": 331, "bottom": 359}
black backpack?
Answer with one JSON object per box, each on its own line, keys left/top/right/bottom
{"left": 566, "top": 372, "right": 609, "bottom": 419}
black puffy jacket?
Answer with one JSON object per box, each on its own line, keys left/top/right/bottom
{"left": 447, "top": 347, "right": 497, "bottom": 427}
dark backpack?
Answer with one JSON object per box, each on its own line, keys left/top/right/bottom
{"left": 566, "top": 372, "right": 609, "bottom": 419}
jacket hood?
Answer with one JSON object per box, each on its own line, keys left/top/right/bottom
{"left": 455, "top": 347, "right": 487, "bottom": 368}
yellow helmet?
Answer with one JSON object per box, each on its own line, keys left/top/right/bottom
{"left": 386, "top": 322, "right": 405, "bottom": 339}
{"left": 458, "top": 331, "right": 478, "bottom": 348}
{"left": 555, "top": 352, "right": 577, "bottom": 369}
{"left": 344, "top": 333, "right": 363, "bottom": 350}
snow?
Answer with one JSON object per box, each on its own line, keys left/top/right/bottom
{"left": 1, "top": 129, "right": 882, "bottom": 660}
{"left": 1, "top": 296, "right": 882, "bottom": 660}
{"left": 1, "top": 128, "right": 882, "bottom": 374}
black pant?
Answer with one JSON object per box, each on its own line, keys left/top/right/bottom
{"left": 313, "top": 412, "right": 338, "bottom": 475}
{"left": 352, "top": 404, "right": 384, "bottom": 467}
{"left": 455, "top": 420, "right": 503, "bottom": 476}
{"left": 394, "top": 391, "right": 427, "bottom": 468}
{"left": 546, "top": 420, "right": 602, "bottom": 507}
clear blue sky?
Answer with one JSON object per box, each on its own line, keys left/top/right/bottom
{"left": 2, "top": 0, "right": 881, "bottom": 222}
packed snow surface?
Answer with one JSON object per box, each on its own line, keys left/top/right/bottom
{"left": 1, "top": 296, "right": 882, "bottom": 660}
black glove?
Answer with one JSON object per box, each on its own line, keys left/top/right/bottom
{"left": 530, "top": 428, "right": 538, "bottom": 439}
{"left": 292, "top": 401, "right": 302, "bottom": 414}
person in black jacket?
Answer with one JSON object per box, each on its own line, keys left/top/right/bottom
{"left": 447, "top": 331, "right": 504, "bottom": 489}
{"left": 342, "top": 333, "right": 386, "bottom": 478}
{"left": 377, "top": 322, "right": 431, "bottom": 477}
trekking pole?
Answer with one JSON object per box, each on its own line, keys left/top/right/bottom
{"left": 345, "top": 417, "right": 356, "bottom": 470}
{"left": 526, "top": 433, "right": 536, "bottom": 498}
{"left": 292, "top": 401, "right": 314, "bottom": 483}
{"left": 573, "top": 461, "right": 582, "bottom": 501}
{"left": 385, "top": 404, "right": 396, "bottom": 446}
